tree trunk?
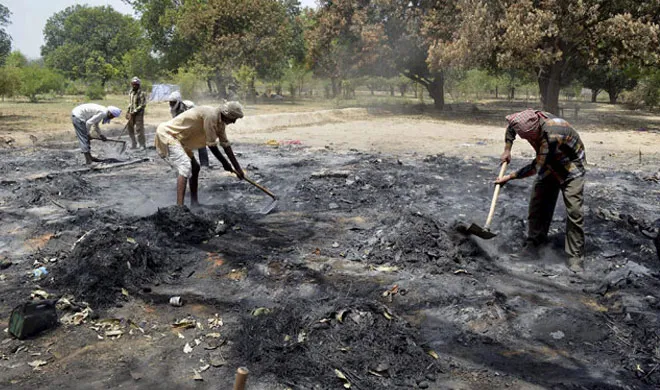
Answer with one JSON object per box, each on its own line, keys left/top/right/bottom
{"left": 390, "top": 86, "right": 394, "bottom": 96}
{"left": 495, "top": 85, "right": 498, "bottom": 99}
{"left": 331, "top": 78, "right": 338, "bottom": 98}
{"left": 214, "top": 72, "right": 227, "bottom": 99}
{"left": 248, "top": 75, "right": 256, "bottom": 104}
{"left": 607, "top": 89, "right": 618, "bottom": 104}
{"left": 538, "top": 62, "right": 562, "bottom": 115}
{"left": 426, "top": 72, "right": 445, "bottom": 110}
{"left": 591, "top": 89, "right": 599, "bottom": 103}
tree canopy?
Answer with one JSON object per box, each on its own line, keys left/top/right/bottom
{"left": 426, "top": 0, "right": 660, "bottom": 114}
{"left": 42, "top": 5, "right": 148, "bottom": 84}
{"left": 307, "top": 0, "right": 461, "bottom": 108}
{"left": 0, "top": 4, "right": 12, "bottom": 65}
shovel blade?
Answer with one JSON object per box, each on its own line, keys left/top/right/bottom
{"left": 465, "top": 223, "right": 497, "bottom": 239}
{"left": 259, "top": 199, "right": 278, "bottom": 215}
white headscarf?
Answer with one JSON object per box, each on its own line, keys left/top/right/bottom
{"left": 168, "top": 91, "right": 182, "bottom": 102}
{"left": 104, "top": 106, "right": 122, "bottom": 124}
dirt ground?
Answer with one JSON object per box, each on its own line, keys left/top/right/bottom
{"left": 0, "top": 104, "right": 659, "bottom": 389}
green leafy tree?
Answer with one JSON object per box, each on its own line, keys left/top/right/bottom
{"left": 282, "top": 60, "right": 311, "bottom": 99}
{"left": 232, "top": 65, "right": 258, "bottom": 102}
{"left": 0, "top": 66, "right": 21, "bottom": 99}
{"left": 628, "top": 69, "right": 660, "bottom": 109}
{"left": 19, "top": 64, "right": 65, "bottom": 102}
{"left": 4, "top": 50, "right": 27, "bottom": 68}
{"left": 308, "top": 1, "right": 455, "bottom": 108}
{"left": 42, "top": 5, "right": 147, "bottom": 85}
{"left": 0, "top": 4, "right": 11, "bottom": 65}
{"left": 174, "top": 0, "right": 293, "bottom": 98}
{"left": 427, "top": 0, "right": 660, "bottom": 114}
{"left": 127, "top": 0, "right": 194, "bottom": 71}
{"left": 581, "top": 66, "right": 638, "bottom": 104}
{"left": 121, "top": 46, "right": 159, "bottom": 81}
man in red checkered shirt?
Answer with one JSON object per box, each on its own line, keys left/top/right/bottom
{"left": 496, "top": 109, "right": 586, "bottom": 271}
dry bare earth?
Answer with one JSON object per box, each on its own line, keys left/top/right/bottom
{"left": 0, "top": 107, "right": 658, "bottom": 389}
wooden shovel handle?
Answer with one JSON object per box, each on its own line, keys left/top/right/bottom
{"left": 233, "top": 367, "right": 249, "bottom": 390}
{"left": 238, "top": 173, "right": 277, "bottom": 200}
{"left": 484, "top": 162, "right": 508, "bottom": 229}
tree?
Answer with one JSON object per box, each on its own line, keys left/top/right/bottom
{"left": 0, "top": 66, "right": 21, "bottom": 99}
{"left": 174, "top": 0, "right": 294, "bottom": 98}
{"left": 4, "top": 51, "right": 27, "bottom": 68}
{"left": 308, "top": 1, "right": 455, "bottom": 109}
{"left": 0, "top": 4, "right": 11, "bottom": 65}
{"left": 126, "top": 0, "right": 195, "bottom": 71}
{"left": 232, "top": 65, "right": 258, "bottom": 102}
{"left": 19, "top": 64, "right": 65, "bottom": 102}
{"left": 121, "top": 45, "right": 159, "bottom": 80}
{"left": 282, "top": 60, "right": 311, "bottom": 99}
{"left": 581, "top": 66, "right": 638, "bottom": 104}
{"left": 427, "top": 0, "right": 660, "bottom": 114}
{"left": 42, "top": 5, "right": 148, "bottom": 84}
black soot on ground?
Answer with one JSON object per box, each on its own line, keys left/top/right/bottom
{"left": 237, "top": 298, "right": 440, "bottom": 389}
{"left": 54, "top": 206, "right": 216, "bottom": 307}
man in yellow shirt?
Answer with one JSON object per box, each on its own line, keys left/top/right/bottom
{"left": 155, "top": 101, "right": 245, "bottom": 206}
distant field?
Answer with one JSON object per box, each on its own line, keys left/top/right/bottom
{"left": 1, "top": 93, "right": 659, "bottom": 147}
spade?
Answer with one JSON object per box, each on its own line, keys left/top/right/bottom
{"left": 459, "top": 161, "right": 507, "bottom": 239}
{"left": 236, "top": 173, "right": 278, "bottom": 214}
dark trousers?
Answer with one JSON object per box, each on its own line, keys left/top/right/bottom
{"left": 198, "top": 147, "right": 209, "bottom": 167}
{"left": 528, "top": 175, "right": 585, "bottom": 259}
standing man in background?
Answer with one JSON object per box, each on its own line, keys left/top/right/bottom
{"left": 168, "top": 91, "right": 208, "bottom": 167}
{"left": 127, "top": 76, "right": 147, "bottom": 150}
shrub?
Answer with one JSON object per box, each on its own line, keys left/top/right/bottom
{"left": 85, "top": 83, "right": 106, "bottom": 100}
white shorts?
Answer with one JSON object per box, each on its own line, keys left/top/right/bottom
{"left": 158, "top": 132, "right": 192, "bottom": 178}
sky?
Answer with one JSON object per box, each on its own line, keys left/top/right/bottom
{"left": 3, "top": 0, "right": 318, "bottom": 59}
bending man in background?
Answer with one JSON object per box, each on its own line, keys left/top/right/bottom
{"left": 71, "top": 103, "right": 121, "bottom": 164}
{"left": 155, "top": 101, "right": 245, "bottom": 207}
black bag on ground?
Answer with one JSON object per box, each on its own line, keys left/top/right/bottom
{"left": 8, "top": 300, "right": 58, "bottom": 339}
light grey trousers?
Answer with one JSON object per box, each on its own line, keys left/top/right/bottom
{"left": 72, "top": 115, "right": 90, "bottom": 153}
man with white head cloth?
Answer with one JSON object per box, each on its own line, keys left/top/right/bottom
{"left": 168, "top": 91, "right": 209, "bottom": 167}
{"left": 71, "top": 103, "right": 121, "bottom": 164}
{"left": 155, "top": 101, "right": 245, "bottom": 206}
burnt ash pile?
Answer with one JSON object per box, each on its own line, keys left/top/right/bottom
{"left": 7, "top": 173, "right": 95, "bottom": 207}
{"left": 150, "top": 205, "right": 215, "bottom": 244}
{"left": 53, "top": 206, "right": 217, "bottom": 307}
{"left": 55, "top": 225, "right": 166, "bottom": 307}
{"left": 237, "top": 298, "right": 440, "bottom": 389}
{"left": 362, "top": 212, "right": 481, "bottom": 270}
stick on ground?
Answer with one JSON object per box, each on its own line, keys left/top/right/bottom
{"left": 233, "top": 367, "right": 249, "bottom": 390}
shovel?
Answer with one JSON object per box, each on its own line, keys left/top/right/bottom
{"left": 90, "top": 137, "right": 127, "bottom": 153}
{"left": 463, "top": 161, "right": 508, "bottom": 239}
{"left": 234, "top": 171, "right": 278, "bottom": 214}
